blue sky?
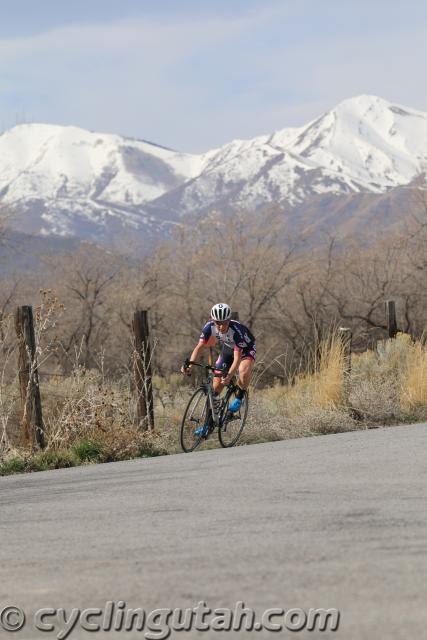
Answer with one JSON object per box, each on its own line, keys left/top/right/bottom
{"left": 1, "top": 0, "right": 426, "bottom": 152}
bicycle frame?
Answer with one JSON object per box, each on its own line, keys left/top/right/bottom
{"left": 205, "top": 373, "right": 221, "bottom": 426}
{"left": 187, "top": 361, "right": 230, "bottom": 427}
{"left": 181, "top": 360, "right": 246, "bottom": 451}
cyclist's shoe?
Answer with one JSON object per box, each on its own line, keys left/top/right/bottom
{"left": 194, "top": 424, "right": 209, "bottom": 438}
{"left": 225, "top": 398, "right": 242, "bottom": 422}
{"left": 228, "top": 398, "right": 242, "bottom": 413}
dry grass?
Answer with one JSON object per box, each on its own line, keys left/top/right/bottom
{"left": 349, "top": 333, "right": 427, "bottom": 422}
{"left": 0, "top": 294, "right": 172, "bottom": 473}
{"left": 312, "top": 333, "right": 347, "bottom": 408}
{"left": 248, "top": 332, "right": 427, "bottom": 443}
{"left": 400, "top": 336, "right": 427, "bottom": 412}
{"left": 252, "top": 332, "right": 355, "bottom": 440}
{"left": 3, "top": 330, "right": 427, "bottom": 475}
{"left": 0, "top": 367, "right": 169, "bottom": 475}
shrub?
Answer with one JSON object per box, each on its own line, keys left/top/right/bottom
{"left": 72, "top": 440, "right": 104, "bottom": 463}
{"left": 0, "top": 449, "right": 77, "bottom": 475}
{"left": 29, "top": 449, "right": 77, "bottom": 471}
{"left": 0, "top": 456, "right": 27, "bottom": 476}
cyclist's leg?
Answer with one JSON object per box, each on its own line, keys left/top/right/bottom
{"left": 213, "top": 346, "right": 233, "bottom": 394}
{"left": 228, "top": 349, "right": 255, "bottom": 413}
{"left": 238, "top": 352, "right": 255, "bottom": 391}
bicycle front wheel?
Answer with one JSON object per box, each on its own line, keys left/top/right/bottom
{"left": 180, "top": 387, "right": 209, "bottom": 452}
{"left": 218, "top": 391, "right": 249, "bottom": 448}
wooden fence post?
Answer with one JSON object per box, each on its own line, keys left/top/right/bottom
{"left": 339, "top": 327, "right": 352, "bottom": 375}
{"left": 14, "top": 305, "right": 45, "bottom": 449}
{"left": 132, "top": 308, "right": 154, "bottom": 430}
{"left": 385, "top": 300, "right": 398, "bottom": 338}
{"left": 339, "top": 327, "right": 352, "bottom": 401}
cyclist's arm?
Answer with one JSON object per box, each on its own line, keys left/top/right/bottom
{"left": 181, "top": 321, "right": 215, "bottom": 374}
{"left": 189, "top": 341, "right": 206, "bottom": 364}
{"left": 181, "top": 340, "right": 209, "bottom": 374}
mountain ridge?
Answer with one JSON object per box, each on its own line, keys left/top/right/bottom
{"left": 1, "top": 94, "right": 426, "bottom": 248}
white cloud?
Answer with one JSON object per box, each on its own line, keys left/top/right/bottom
{"left": 0, "top": 3, "right": 426, "bottom": 151}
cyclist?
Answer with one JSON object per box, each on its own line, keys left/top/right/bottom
{"left": 181, "top": 303, "right": 256, "bottom": 415}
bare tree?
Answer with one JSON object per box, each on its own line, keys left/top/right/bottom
{"left": 41, "top": 245, "right": 120, "bottom": 370}
{"left": 0, "top": 280, "right": 19, "bottom": 343}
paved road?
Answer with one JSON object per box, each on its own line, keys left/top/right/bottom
{"left": 1, "top": 424, "right": 426, "bottom": 639}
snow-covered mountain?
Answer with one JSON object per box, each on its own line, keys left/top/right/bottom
{"left": 150, "top": 95, "right": 427, "bottom": 219}
{"left": 0, "top": 124, "right": 207, "bottom": 244}
{"left": 1, "top": 95, "right": 426, "bottom": 247}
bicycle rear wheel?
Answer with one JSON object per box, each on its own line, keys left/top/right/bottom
{"left": 180, "top": 387, "right": 209, "bottom": 452}
{"left": 218, "top": 390, "right": 249, "bottom": 448}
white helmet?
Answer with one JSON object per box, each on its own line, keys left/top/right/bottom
{"left": 211, "top": 303, "right": 232, "bottom": 322}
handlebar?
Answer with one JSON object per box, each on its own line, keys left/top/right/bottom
{"left": 186, "top": 360, "right": 216, "bottom": 371}
{"left": 184, "top": 360, "right": 226, "bottom": 378}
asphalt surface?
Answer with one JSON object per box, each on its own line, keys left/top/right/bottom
{"left": 1, "top": 424, "right": 426, "bottom": 640}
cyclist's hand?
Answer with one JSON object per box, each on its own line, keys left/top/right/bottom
{"left": 181, "top": 360, "right": 192, "bottom": 376}
{"left": 222, "top": 374, "right": 232, "bottom": 385}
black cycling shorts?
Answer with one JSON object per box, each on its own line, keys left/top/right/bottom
{"left": 214, "top": 344, "right": 256, "bottom": 373}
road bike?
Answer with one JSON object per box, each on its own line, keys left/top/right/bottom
{"left": 180, "top": 361, "right": 249, "bottom": 452}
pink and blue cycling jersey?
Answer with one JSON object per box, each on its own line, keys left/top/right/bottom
{"left": 199, "top": 319, "right": 256, "bottom": 360}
